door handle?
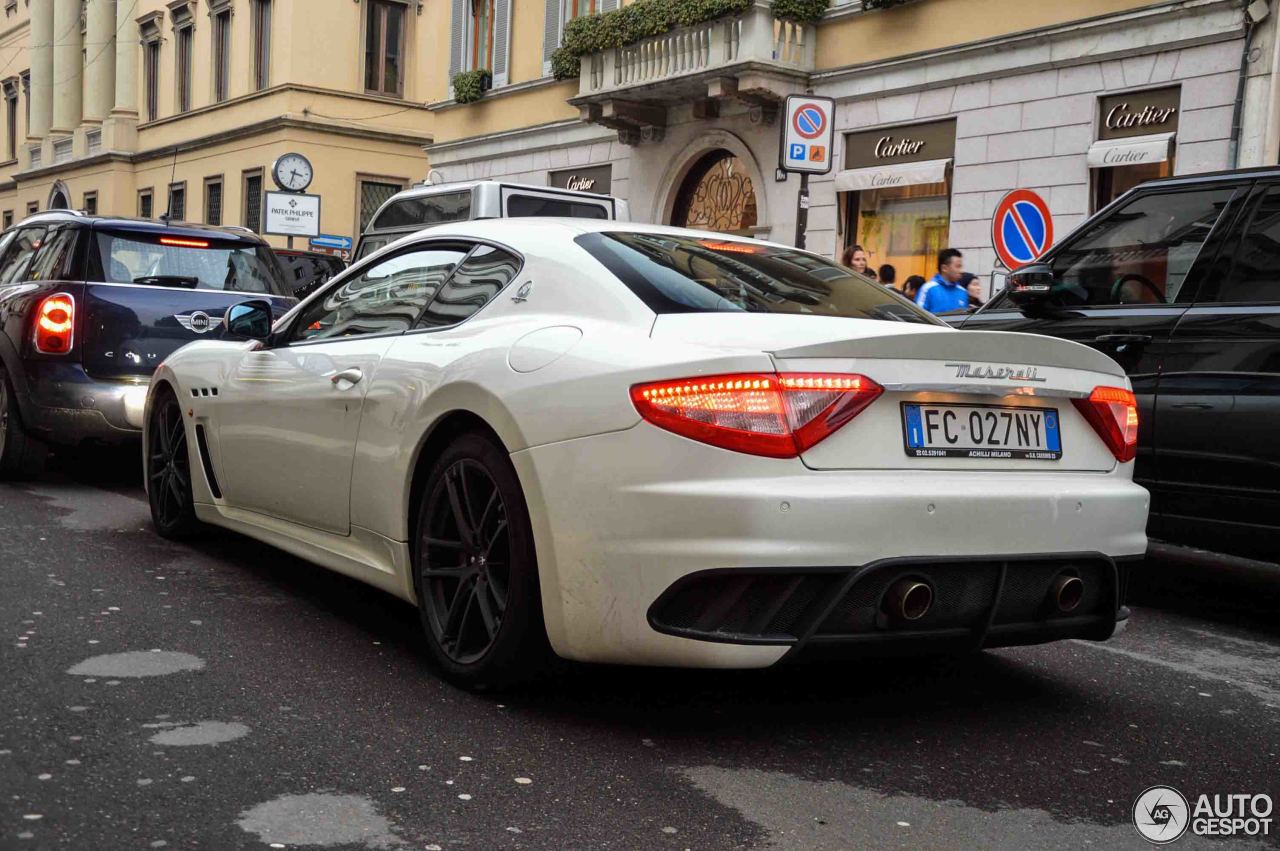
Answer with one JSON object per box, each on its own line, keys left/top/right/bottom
{"left": 330, "top": 367, "right": 363, "bottom": 386}
{"left": 1094, "top": 334, "right": 1152, "bottom": 345}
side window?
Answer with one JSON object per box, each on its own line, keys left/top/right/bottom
{"left": 505, "top": 194, "right": 609, "bottom": 219}
{"left": 292, "top": 245, "right": 467, "bottom": 342}
{"left": 1045, "top": 187, "right": 1237, "bottom": 307}
{"left": 416, "top": 245, "right": 521, "bottom": 328}
{"left": 29, "top": 226, "right": 80, "bottom": 281}
{"left": 0, "top": 226, "right": 48, "bottom": 285}
{"left": 1214, "top": 186, "right": 1280, "bottom": 303}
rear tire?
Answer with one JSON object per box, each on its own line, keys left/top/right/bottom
{"left": 146, "top": 387, "right": 202, "bottom": 539}
{"left": 413, "top": 431, "right": 550, "bottom": 689}
{"left": 0, "top": 365, "right": 47, "bottom": 480}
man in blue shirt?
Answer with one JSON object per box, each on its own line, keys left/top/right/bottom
{"left": 915, "top": 248, "right": 970, "bottom": 314}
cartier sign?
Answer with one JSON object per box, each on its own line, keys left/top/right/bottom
{"left": 844, "top": 119, "right": 956, "bottom": 170}
{"left": 1098, "top": 86, "right": 1180, "bottom": 140}
{"left": 549, "top": 165, "right": 612, "bottom": 195}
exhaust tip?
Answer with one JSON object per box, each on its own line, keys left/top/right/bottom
{"left": 886, "top": 578, "right": 934, "bottom": 622}
{"left": 1052, "top": 574, "right": 1085, "bottom": 613}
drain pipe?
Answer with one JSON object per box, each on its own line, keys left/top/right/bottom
{"left": 1229, "top": 1, "right": 1267, "bottom": 167}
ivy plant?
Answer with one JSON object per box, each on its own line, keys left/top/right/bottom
{"left": 771, "top": 0, "right": 827, "bottom": 24}
{"left": 452, "top": 69, "right": 492, "bottom": 104}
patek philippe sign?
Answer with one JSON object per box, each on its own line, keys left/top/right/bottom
{"left": 1098, "top": 86, "right": 1181, "bottom": 140}
{"left": 549, "top": 165, "right": 612, "bottom": 195}
{"left": 844, "top": 119, "right": 957, "bottom": 170}
{"left": 264, "top": 191, "right": 321, "bottom": 237}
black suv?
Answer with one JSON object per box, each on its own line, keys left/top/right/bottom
{"left": 956, "top": 168, "right": 1280, "bottom": 563}
{"left": 0, "top": 212, "right": 295, "bottom": 476}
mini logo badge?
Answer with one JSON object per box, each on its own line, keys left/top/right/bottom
{"left": 947, "top": 362, "right": 1048, "bottom": 382}
{"left": 1134, "top": 786, "right": 1190, "bottom": 844}
{"left": 175, "top": 311, "right": 217, "bottom": 334}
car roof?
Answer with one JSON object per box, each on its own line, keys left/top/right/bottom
{"left": 395, "top": 217, "right": 800, "bottom": 254}
{"left": 1130, "top": 165, "right": 1280, "bottom": 189}
{"left": 14, "top": 211, "right": 268, "bottom": 243}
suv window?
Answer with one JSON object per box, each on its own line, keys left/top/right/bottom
{"left": 1007, "top": 187, "right": 1237, "bottom": 309}
{"left": 29, "top": 225, "right": 80, "bottom": 281}
{"left": 506, "top": 195, "right": 608, "bottom": 219}
{"left": 293, "top": 245, "right": 467, "bottom": 342}
{"left": 416, "top": 245, "right": 521, "bottom": 329}
{"left": 0, "top": 226, "right": 47, "bottom": 285}
{"left": 1213, "top": 185, "right": 1280, "bottom": 303}
{"left": 576, "top": 231, "right": 938, "bottom": 325}
{"left": 92, "top": 230, "right": 289, "bottom": 294}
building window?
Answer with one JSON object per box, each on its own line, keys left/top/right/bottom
{"left": 213, "top": 9, "right": 231, "bottom": 102}
{"left": 468, "top": 0, "right": 494, "bottom": 71}
{"left": 252, "top": 0, "right": 272, "bottom": 90}
{"left": 26, "top": 201, "right": 38, "bottom": 216}
{"left": 175, "top": 24, "right": 194, "bottom": 113}
{"left": 2, "top": 211, "right": 12, "bottom": 229}
{"left": 138, "top": 188, "right": 154, "bottom": 219}
{"left": 168, "top": 182, "right": 187, "bottom": 221}
{"left": 243, "top": 169, "right": 264, "bottom": 232}
{"left": 566, "top": 0, "right": 596, "bottom": 21}
{"left": 365, "top": 0, "right": 406, "bottom": 96}
{"left": 142, "top": 29, "right": 161, "bottom": 121}
{"left": 3, "top": 78, "right": 16, "bottom": 162}
{"left": 359, "top": 178, "right": 404, "bottom": 233}
{"left": 83, "top": 192, "right": 97, "bottom": 216}
{"left": 204, "top": 175, "right": 223, "bottom": 225}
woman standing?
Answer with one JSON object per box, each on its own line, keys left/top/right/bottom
{"left": 841, "top": 244, "right": 872, "bottom": 278}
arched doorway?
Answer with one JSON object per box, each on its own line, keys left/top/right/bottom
{"left": 48, "top": 182, "right": 69, "bottom": 210}
{"left": 670, "top": 150, "right": 758, "bottom": 235}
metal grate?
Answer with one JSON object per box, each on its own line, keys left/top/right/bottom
{"left": 205, "top": 180, "right": 223, "bottom": 226}
{"left": 360, "top": 180, "right": 402, "bottom": 233}
{"left": 244, "top": 173, "right": 263, "bottom": 232}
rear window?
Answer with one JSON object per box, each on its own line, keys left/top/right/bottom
{"left": 506, "top": 194, "right": 609, "bottom": 219}
{"left": 372, "top": 191, "right": 472, "bottom": 230}
{"left": 93, "top": 230, "right": 289, "bottom": 295}
{"left": 576, "top": 232, "right": 941, "bottom": 325}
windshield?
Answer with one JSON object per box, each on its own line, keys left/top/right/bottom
{"left": 576, "top": 232, "right": 941, "bottom": 324}
{"left": 93, "top": 231, "right": 289, "bottom": 294}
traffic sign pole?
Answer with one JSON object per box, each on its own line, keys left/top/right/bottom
{"left": 794, "top": 173, "right": 809, "bottom": 250}
{"left": 778, "top": 94, "right": 834, "bottom": 251}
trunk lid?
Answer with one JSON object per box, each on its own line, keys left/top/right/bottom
{"left": 650, "top": 314, "right": 1127, "bottom": 472}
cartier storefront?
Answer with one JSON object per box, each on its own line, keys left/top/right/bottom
{"left": 1088, "top": 86, "right": 1180, "bottom": 211}
{"left": 834, "top": 119, "right": 957, "bottom": 281}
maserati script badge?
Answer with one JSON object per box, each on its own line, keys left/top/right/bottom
{"left": 947, "top": 362, "right": 1047, "bottom": 382}
{"left": 175, "top": 311, "right": 218, "bottom": 334}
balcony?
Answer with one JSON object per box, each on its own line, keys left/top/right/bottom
{"left": 570, "top": 0, "right": 815, "bottom": 144}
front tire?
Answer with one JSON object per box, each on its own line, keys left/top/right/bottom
{"left": 146, "top": 388, "right": 201, "bottom": 539}
{"left": 0, "top": 365, "right": 46, "bottom": 480}
{"left": 413, "top": 432, "right": 550, "bottom": 688}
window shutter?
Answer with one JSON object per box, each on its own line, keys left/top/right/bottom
{"left": 448, "top": 0, "right": 466, "bottom": 96}
{"left": 492, "top": 0, "right": 511, "bottom": 87}
{"left": 601, "top": 0, "right": 619, "bottom": 11}
{"left": 542, "top": 0, "right": 561, "bottom": 75}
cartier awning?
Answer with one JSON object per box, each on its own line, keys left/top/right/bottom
{"left": 833, "top": 158, "right": 951, "bottom": 192}
{"left": 1086, "top": 132, "right": 1175, "bottom": 168}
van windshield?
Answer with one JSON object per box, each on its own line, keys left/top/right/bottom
{"left": 577, "top": 232, "right": 940, "bottom": 324}
{"left": 93, "top": 231, "right": 289, "bottom": 295}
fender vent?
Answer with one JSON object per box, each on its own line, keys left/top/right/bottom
{"left": 194, "top": 424, "right": 222, "bottom": 499}
{"left": 189, "top": 387, "right": 219, "bottom": 397}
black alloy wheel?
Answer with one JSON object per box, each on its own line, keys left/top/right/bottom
{"left": 415, "top": 432, "right": 549, "bottom": 687}
{"left": 147, "top": 389, "right": 200, "bottom": 538}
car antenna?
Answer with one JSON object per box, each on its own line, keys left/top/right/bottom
{"left": 160, "top": 148, "right": 178, "bottom": 223}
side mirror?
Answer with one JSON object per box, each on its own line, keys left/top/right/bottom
{"left": 223, "top": 299, "right": 273, "bottom": 341}
{"left": 1007, "top": 263, "right": 1056, "bottom": 311}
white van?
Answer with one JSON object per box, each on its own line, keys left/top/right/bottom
{"left": 354, "top": 180, "right": 630, "bottom": 260}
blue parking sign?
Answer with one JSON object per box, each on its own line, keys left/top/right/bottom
{"left": 789, "top": 143, "right": 806, "bottom": 161}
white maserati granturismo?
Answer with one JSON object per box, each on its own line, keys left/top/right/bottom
{"left": 144, "top": 219, "right": 1149, "bottom": 686}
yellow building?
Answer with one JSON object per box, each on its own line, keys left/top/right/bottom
{"left": 1, "top": 0, "right": 437, "bottom": 250}
{"left": 424, "top": 0, "right": 1280, "bottom": 278}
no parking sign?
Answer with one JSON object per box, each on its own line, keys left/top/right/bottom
{"left": 992, "top": 189, "right": 1054, "bottom": 270}
{"left": 780, "top": 95, "right": 835, "bottom": 175}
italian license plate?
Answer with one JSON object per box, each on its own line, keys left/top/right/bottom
{"left": 902, "top": 403, "right": 1062, "bottom": 460}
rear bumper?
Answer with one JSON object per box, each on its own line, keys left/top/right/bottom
{"left": 513, "top": 423, "right": 1150, "bottom": 668}
{"left": 20, "top": 360, "right": 148, "bottom": 444}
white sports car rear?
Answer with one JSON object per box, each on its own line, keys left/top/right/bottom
{"left": 144, "top": 220, "right": 1148, "bottom": 686}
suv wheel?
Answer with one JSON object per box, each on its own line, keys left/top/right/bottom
{"left": 146, "top": 387, "right": 201, "bottom": 538}
{"left": 0, "top": 366, "right": 47, "bottom": 480}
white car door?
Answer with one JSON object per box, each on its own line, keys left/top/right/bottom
{"left": 215, "top": 243, "right": 470, "bottom": 534}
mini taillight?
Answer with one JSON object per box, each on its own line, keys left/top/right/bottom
{"left": 630, "top": 372, "right": 883, "bottom": 458}
{"left": 1072, "top": 386, "right": 1138, "bottom": 463}
{"left": 34, "top": 293, "right": 75, "bottom": 354}
{"left": 159, "top": 237, "right": 209, "bottom": 248}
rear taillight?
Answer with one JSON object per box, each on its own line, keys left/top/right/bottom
{"left": 1072, "top": 386, "right": 1138, "bottom": 463}
{"left": 33, "top": 292, "right": 75, "bottom": 354}
{"left": 630, "top": 372, "right": 883, "bottom": 458}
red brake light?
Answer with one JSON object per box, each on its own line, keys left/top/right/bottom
{"left": 1072, "top": 386, "right": 1138, "bottom": 463}
{"left": 159, "top": 237, "right": 209, "bottom": 248}
{"left": 34, "top": 293, "right": 75, "bottom": 354}
{"left": 630, "top": 372, "right": 883, "bottom": 458}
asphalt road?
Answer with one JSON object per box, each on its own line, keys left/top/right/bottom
{"left": 2, "top": 461, "right": 1279, "bottom": 850}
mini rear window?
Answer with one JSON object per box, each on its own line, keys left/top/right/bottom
{"left": 576, "top": 232, "right": 941, "bottom": 325}
{"left": 372, "top": 191, "right": 472, "bottom": 230}
{"left": 92, "top": 230, "right": 290, "bottom": 295}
